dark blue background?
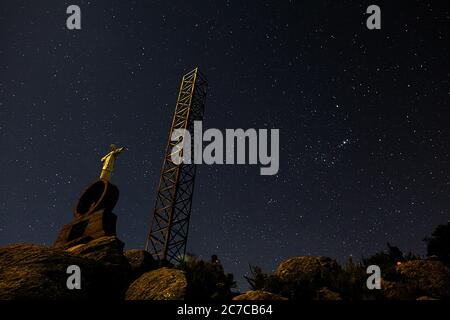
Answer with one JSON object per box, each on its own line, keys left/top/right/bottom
{"left": 1, "top": 1, "right": 449, "bottom": 289}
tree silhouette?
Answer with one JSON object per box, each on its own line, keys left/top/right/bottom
{"left": 424, "top": 221, "right": 450, "bottom": 263}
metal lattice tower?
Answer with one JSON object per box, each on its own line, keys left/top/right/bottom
{"left": 145, "top": 68, "right": 208, "bottom": 264}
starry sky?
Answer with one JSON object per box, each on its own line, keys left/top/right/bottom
{"left": 1, "top": 1, "right": 449, "bottom": 289}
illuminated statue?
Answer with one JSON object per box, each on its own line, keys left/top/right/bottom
{"left": 54, "top": 144, "right": 124, "bottom": 248}
{"left": 100, "top": 144, "right": 124, "bottom": 181}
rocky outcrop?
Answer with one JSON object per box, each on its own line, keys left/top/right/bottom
{"left": 2, "top": 241, "right": 449, "bottom": 301}
{"left": 395, "top": 260, "right": 450, "bottom": 299}
{"left": 275, "top": 256, "right": 341, "bottom": 287}
{"left": 124, "top": 249, "right": 156, "bottom": 280}
{"left": 66, "top": 236, "right": 131, "bottom": 297}
{"left": 315, "top": 287, "right": 342, "bottom": 300}
{"left": 66, "top": 236, "right": 128, "bottom": 267}
{"left": 125, "top": 267, "right": 187, "bottom": 300}
{"left": 0, "top": 243, "right": 116, "bottom": 300}
{"left": 232, "top": 290, "right": 287, "bottom": 300}
{"left": 378, "top": 260, "right": 450, "bottom": 300}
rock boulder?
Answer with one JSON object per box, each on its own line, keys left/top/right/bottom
{"left": 232, "top": 290, "right": 287, "bottom": 300}
{"left": 0, "top": 243, "right": 116, "bottom": 300}
{"left": 275, "top": 256, "right": 341, "bottom": 287}
{"left": 125, "top": 267, "right": 187, "bottom": 300}
{"left": 315, "top": 287, "right": 342, "bottom": 300}
{"left": 395, "top": 260, "right": 450, "bottom": 299}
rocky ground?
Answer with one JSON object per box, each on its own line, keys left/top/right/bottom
{"left": 0, "top": 236, "right": 448, "bottom": 300}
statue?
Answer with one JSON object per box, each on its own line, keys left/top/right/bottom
{"left": 53, "top": 144, "right": 125, "bottom": 249}
{"left": 100, "top": 144, "right": 125, "bottom": 181}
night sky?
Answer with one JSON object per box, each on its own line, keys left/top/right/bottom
{"left": 1, "top": 1, "right": 449, "bottom": 290}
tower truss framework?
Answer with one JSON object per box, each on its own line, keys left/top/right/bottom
{"left": 145, "top": 68, "right": 208, "bottom": 264}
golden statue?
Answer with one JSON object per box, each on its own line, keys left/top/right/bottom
{"left": 100, "top": 144, "right": 125, "bottom": 181}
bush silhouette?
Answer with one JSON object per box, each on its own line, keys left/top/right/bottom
{"left": 424, "top": 221, "right": 450, "bottom": 263}
{"left": 179, "top": 254, "right": 236, "bottom": 301}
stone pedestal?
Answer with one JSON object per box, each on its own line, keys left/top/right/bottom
{"left": 54, "top": 179, "right": 120, "bottom": 249}
{"left": 54, "top": 209, "right": 118, "bottom": 249}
